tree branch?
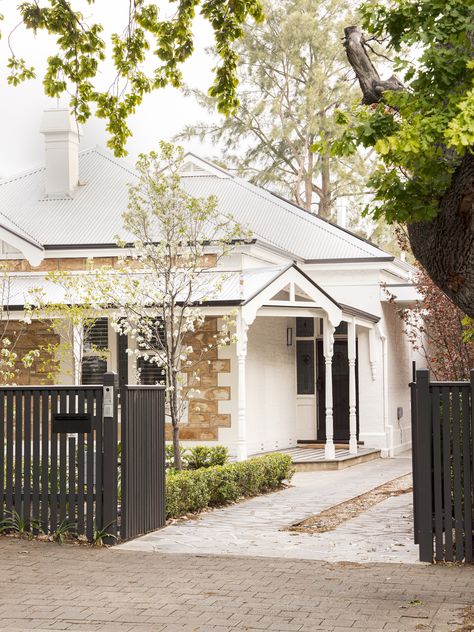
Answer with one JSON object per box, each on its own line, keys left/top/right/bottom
{"left": 343, "top": 26, "right": 404, "bottom": 105}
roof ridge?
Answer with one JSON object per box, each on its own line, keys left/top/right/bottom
{"left": 85, "top": 146, "right": 138, "bottom": 179}
{"left": 228, "top": 176, "right": 385, "bottom": 258}
{"left": 0, "top": 164, "right": 45, "bottom": 187}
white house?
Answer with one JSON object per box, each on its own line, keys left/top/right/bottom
{"left": 0, "top": 109, "right": 421, "bottom": 461}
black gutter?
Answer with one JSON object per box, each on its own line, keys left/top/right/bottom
{"left": 43, "top": 238, "right": 257, "bottom": 251}
{"left": 340, "top": 303, "right": 380, "bottom": 323}
{"left": 305, "top": 256, "right": 394, "bottom": 264}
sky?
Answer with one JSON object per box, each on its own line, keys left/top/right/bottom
{"left": 0, "top": 2, "right": 221, "bottom": 177}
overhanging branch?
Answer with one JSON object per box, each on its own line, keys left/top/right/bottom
{"left": 344, "top": 26, "right": 404, "bottom": 104}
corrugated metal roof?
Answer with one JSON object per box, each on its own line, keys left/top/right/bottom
{"left": 0, "top": 147, "right": 389, "bottom": 260}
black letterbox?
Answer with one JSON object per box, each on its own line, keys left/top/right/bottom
{"left": 52, "top": 413, "right": 92, "bottom": 434}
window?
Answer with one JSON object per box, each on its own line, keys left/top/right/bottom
{"left": 296, "top": 317, "right": 314, "bottom": 338}
{"left": 81, "top": 318, "right": 108, "bottom": 385}
{"left": 136, "top": 318, "right": 166, "bottom": 386}
{"left": 81, "top": 356, "right": 108, "bottom": 385}
{"left": 137, "top": 356, "right": 166, "bottom": 386}
{"left": 296, "top": 340, "right": 315, "bottom": 395}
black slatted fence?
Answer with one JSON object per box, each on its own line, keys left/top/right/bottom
{"left": 0, "top": 373, "right": 165, "bottom": 543}
{"left": 121, "top": 386, "right": 166, "bottom": 540}
{"left": 411, "top": 369, "right": 474, "bottom": 563}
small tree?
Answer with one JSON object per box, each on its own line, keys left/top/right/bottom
{"left": 0, "top": 265, "right": 43, "bottom": 384}
{"left": 85, "top": 143, "right": 248, "bottom": 469}
{"left": 392, "top": 268, "right": 474, "bottom": 381}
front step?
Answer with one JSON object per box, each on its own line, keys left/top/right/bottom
{"left": 292, "top": 449, "right": 381, "bottom": 472}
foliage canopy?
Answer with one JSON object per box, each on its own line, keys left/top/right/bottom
{"left": 1, "top": 0, "right": 263, "bottom": 155}
{"left": 179, "top": 0, "right": 372, "bottom": 219}
{"left": 335, "top": 0, "right": 474, "bottom": 224}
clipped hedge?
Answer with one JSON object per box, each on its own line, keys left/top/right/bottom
{"left": 166, "top": 453, "right": 294, "bottom": 519}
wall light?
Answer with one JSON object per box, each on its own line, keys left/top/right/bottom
{"left": 287, "top": 327, "right": 293, "bottom": 346}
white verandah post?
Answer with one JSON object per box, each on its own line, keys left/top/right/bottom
{"left": 323, "top": 317, "right": 335, "bottom": 460}
{"left": 347, "top": 318, "right": 358, "bottom": 455}
{"left": 236, "top": 312, "right": 249, "bottom": 462}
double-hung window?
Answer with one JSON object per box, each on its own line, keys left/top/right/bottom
{"left": 136, "top": 318, "right": 166, "bottom": 386}
{"left": 81, "top": 318, "right": 109, "bottom": 385}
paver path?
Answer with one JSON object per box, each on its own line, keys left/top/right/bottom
{"left": 0, "top": 539, "right": 473, "bottom": 631}
{"left": 120, "top": 454, "right": 418, "bottom": 563}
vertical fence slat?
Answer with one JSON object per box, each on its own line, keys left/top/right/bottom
{"left": 40, "top": 390, "right": 49, "bottom": 533}
{"left": 442, "top": 386, "right": 454, "bottom": 562}
{"left": 6, "top": 391, "right": 14, "bottom": 514}
{"left": 95, "top": 387, "right": 103, "bottom": 533}
{"left": 32, "top": 391, "right": 40, "bottom": 529}
{"left": 49, "top": 390, "right": 58, "bottom": 533}
{"left": 0, "top": 393, "right": 4, "bottom": 523}
{"left": 77, "top": 390, "right": 85, "bottom": 536}
{"left": 452, "top": 387, "right": 464, "bottom": 561}
{"left": 58, "top": 391, "right": 68, "bottom": 525}
{"left": 431, "top": 387, "right": 444, "bottom": 561}
{"left": 462, "top": 383, "right": 472, "bottom": 563}
{"left": 68, "top": 436, "right": 76, "bottom": 529}
{"left": 85, "top": 389, "right": 94, "bottom": 541}
{"left": 23, "top": 391, "right": 32, "bottom": 527}
{"left": 14, "top": 391, "right": 23, "bottom": 516}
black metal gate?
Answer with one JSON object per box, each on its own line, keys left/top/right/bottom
{"left": 411, "top": 368, "right": 474, "bottom": 562}
{"left": 0, "top": 373, "right": 165, "bottom": 543}
{"left": 121, "top": 386, "right": 166, "bottom": 540}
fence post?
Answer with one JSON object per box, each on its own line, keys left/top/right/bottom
{"left": 102, "top": 372, "right": 119, "bottom": 543}
{"left": 415, "top": 369, "right": 433, "bottom": 562}
{"left": 410, "top": 362, "right": 418, "bottom": 544}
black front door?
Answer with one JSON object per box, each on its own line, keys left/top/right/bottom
{"left": 317, "top": 340, "right": 358, "bottom": 442}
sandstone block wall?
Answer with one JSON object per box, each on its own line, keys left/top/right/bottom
{"left": 165, "top": 317, "right": 232, "bottom": 442}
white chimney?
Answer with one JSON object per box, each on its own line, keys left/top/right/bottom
{"left": 40, "top": 109, "right": 82, "bottom": 197}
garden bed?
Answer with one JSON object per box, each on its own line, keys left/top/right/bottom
{"left": 288, "top": 474, "right": 412, "bottom": 534}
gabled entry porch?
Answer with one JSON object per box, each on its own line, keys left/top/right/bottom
{"left": 234, "top": 264, "right": 381, "bottom": 462}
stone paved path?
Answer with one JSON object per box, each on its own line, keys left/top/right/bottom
{"left": 120, "top": 454, "right": 419, "bottom": 563}
{"left": 0, "top": 539, "right": 473, "bottom": 632}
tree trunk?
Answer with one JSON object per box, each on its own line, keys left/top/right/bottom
{"left": 170, "top": 376, "right": 183, "bottom": 470}
{"left": 344, "top": 26, "right": 474, "bottom": 318}
{"left": 318, "top": 151, "right": 332, "bottom": 219}
{"left": 407, "top": 153, "right": 474, "bottom": 318}
{"left": 172, "top": 422, "right": 182, "bottom": 470}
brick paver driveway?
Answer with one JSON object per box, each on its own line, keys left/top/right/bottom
{"left": 121, "top": 455, "right": 418, "bottom": 563}
{"left": 1, "top": 538, "right": 473, "bottom": 632}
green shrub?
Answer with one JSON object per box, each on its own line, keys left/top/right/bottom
{"left": 165, "top": 444, "right": 229, "bottom": 471}
{"left": 185, "top": 445, "right": 229, "bottom": 470}
{"left": 166, "top": 469, "right": 211, "bottom": 518}
{"left": 166, "top": 453, "right": 294, "bottom": 519}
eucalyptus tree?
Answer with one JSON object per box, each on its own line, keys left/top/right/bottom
{"left": 178, "top": 0, "right": 371, "bottom": 218}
